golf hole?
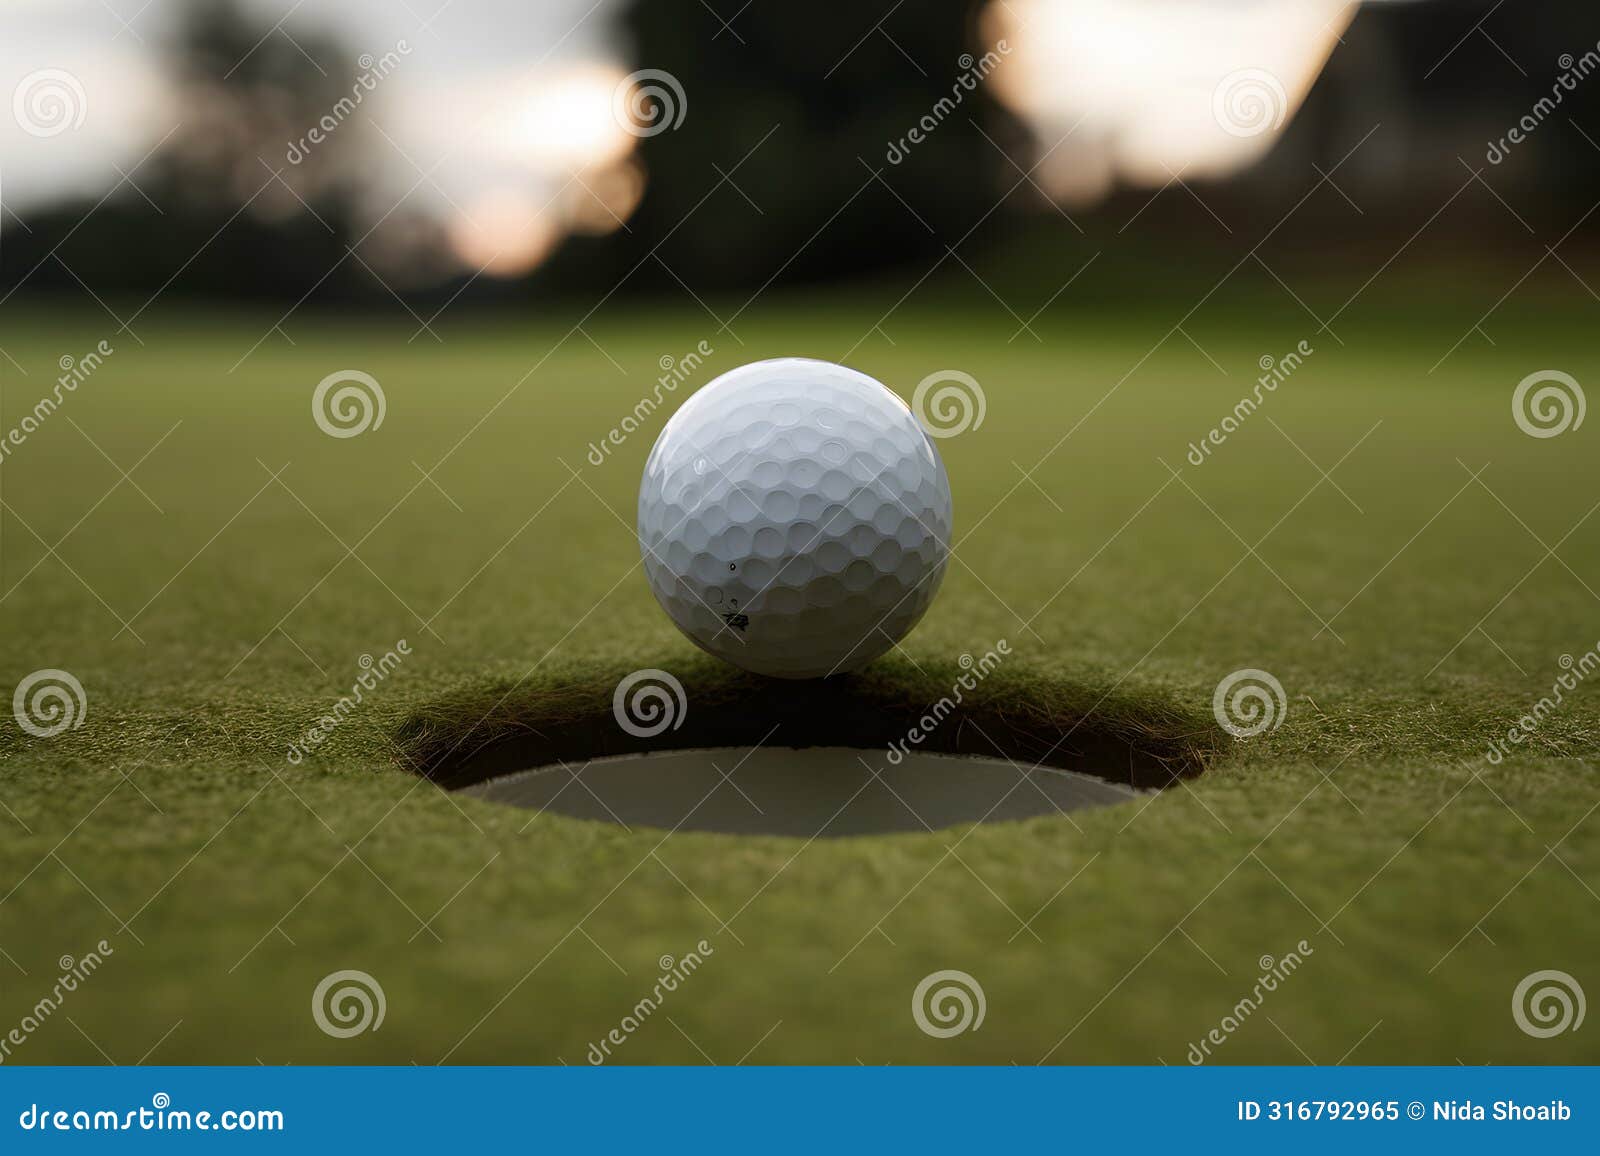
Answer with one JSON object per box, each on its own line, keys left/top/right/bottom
{"left": 406, "top": 673, "right": 1212, "bottom": 836}
{"left": 461, "top": 746, "right": 1140, "bottom": 837}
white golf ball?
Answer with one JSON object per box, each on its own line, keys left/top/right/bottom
{"left": 638, "top": 358, "right": 952, "bottom": 679}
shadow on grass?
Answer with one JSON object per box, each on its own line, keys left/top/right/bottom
{"left": 395, "top": 660, "right": 1223, "bottom": 793}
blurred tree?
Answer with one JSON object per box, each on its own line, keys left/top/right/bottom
{"left": 8, "top": 0, "right": 1594, "bottom": 307}
{"left": 545, "top": 0, "right": 1028, "bottom": 292}
{"left": 3, "top": 0, "right": 371, "bottom": 302}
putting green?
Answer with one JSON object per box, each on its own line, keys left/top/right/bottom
{"left": 1, "top": 282, "right": 1596, "bottom": 1065}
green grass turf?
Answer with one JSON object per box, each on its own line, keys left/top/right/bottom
{"left": 1, "top": 280, "right": 1597, "bottom": 1065}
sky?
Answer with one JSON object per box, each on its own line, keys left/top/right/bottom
{"left": 2, "top": 0, "right": 633, "bottom": 273}
{"left": 2, "top": 0, "right": 1375, "bottom": 277}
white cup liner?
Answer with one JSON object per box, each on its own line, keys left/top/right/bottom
{"left": 462, "top": 745, "right": 1140, "bottom": 836}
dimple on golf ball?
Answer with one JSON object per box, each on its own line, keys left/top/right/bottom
{"left": 638, "top": 358, "right": 952, "bottom": 679}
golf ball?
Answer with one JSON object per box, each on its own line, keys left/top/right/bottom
{"left": 638, "top": 358, "right": 952, "bottom": 679}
